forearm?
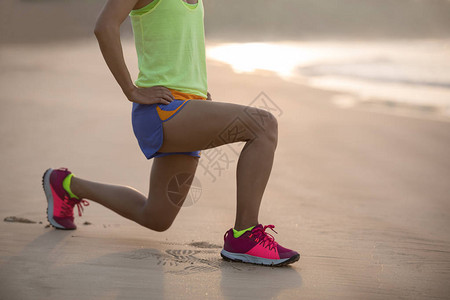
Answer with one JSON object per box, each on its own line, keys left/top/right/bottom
{"left": 94, "top": 24, "right": 135, "bottom": 99}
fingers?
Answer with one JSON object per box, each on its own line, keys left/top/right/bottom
{"left": 160, "top": 93, "right": 174, "bottom": 103}
{"left": 159, "top": 99, "right": 172, "bottom": 105}
{"left": 155, "top": 86, "right": 174, "bottom": 104}
{"left": 137, "top": 86, "right": 173, "bottom": 104}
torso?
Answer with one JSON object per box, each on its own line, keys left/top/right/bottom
{"left": 133, "top": 0, "right": 198, "bottom": 10}
{"left": 129, "top": 0, "right": 207, "bottom": 98}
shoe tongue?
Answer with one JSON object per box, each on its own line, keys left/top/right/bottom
{"left": 252, "top": 224, "right": 263, "bottom": 231}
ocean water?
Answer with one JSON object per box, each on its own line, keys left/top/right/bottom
{"left": 206, "top": 39, "right": 450, "bottom": 117}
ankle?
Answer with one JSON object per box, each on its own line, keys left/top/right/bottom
{"left": 69, "top": 177, "right": 83, "bottom": 199}
{"left": 234, "top": 222, "right": 258, "bottom": 231}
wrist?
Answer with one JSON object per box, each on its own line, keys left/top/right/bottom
{"left": 123, "top": 84, "right": 137, "bottom": 100}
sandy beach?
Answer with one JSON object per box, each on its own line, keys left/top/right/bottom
{"left": 0, "top": 36, "right": 449, "bottom": 299}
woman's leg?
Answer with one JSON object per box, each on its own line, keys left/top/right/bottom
{"left": 158, "top": 100, "right": 278, "bottom": 231}
{"left": 71, "top": 100, "right": 277, "bottom": 232}
{"left": 71, "top": 154, "right": 199, "bottom": 232}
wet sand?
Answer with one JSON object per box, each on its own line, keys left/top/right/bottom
{"left": 0, "top": 39, "right": 450, "bottom": 299}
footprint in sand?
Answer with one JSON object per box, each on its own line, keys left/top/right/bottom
{"left": 3, "top": 216, "right": 37, "bottom": 224}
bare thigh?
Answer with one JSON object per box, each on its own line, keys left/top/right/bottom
{"left": 143, "top": 154, "right": 199, "bottom": 231}
{"left": 158, "top": 100, "right": 276, "bottom": 153}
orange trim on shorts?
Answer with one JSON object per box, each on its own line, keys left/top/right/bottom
{"left": 156, "top": 89, "right": 207, "bottom": 121}
{"left": 168, "top": 89, "right": 207, "bottom": 101}
{"left": 156, "top": 100, "right": 189, "bottom": 121}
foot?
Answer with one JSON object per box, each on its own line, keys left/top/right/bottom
{"left": 221, "top": 224, "right": 300, "bottom": 266}
{"left": 42, "top": 168, "right": 89, "bottom": 230}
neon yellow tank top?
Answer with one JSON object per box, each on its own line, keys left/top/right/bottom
{"left": 130, "top": 0, "right": 207, "bottom": 98}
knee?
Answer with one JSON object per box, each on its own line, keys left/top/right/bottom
{"left": 141, "top": 218, "right": 173, "bottom": 232}
{"left": 152, "top": 223, "right": 171, "bottom": 232}
{"left": 257, "top": 110, "right": 278, "bottom": 146}
{"left": 267, "top": 112, "right": 278, "bottom": 138}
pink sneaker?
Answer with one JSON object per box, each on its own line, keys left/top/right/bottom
{"left": 42, "top": 168, "right": 89, "bottom": 230}
{"left": 221, "top": 224, "right": 300, "bottom": 266}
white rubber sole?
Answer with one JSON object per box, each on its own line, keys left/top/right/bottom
{"left": 42, "top": 168, "right": 66, "bottom": 230}
{"left": 221, "top": 249, "right": 299, "bottom": 266}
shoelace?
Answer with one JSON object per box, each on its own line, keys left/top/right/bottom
{"left": 61, "top": 196, "right": 90, "bottom": 217}
{"left": 249, "top": 224, "right": 279, "bottom": 250}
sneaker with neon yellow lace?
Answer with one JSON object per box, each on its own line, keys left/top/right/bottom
{"left": 221, "top": 224, "right": 300, "bottom": 266}
{"left": 42, "top": 168, "right": 89, "bottom": 230}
